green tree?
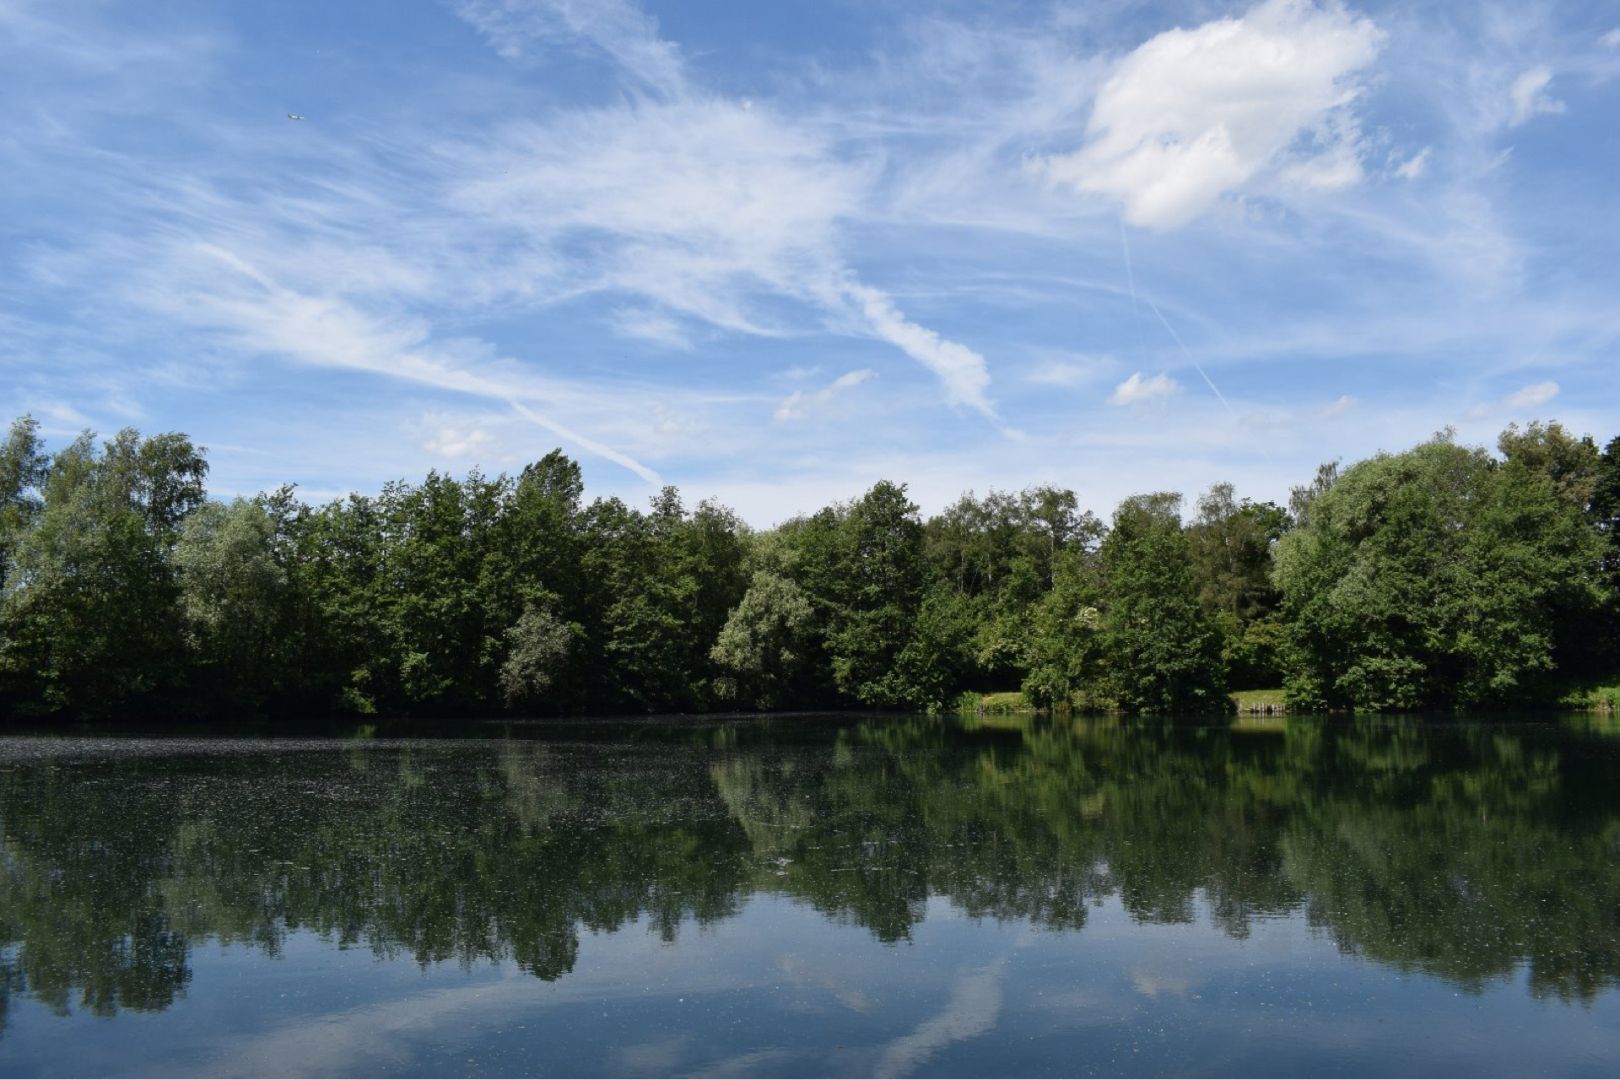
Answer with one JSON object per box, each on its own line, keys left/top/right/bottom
{"left": 1497, "top": 421, "right": 1601, "bottom": 511}
{"left": 288, "top": 493, "right": 392, "bottom": 714}
{"left": 498, "top": 603, "right": 576, "bottom": 708}
{"left": 1097, "top": 493, "right": 1226, "bottom": 713}
{"left": 1020, "top": 545, "right": 1105, "bottom": 710}
{"left": 710, "top": 570, "right": 817, "bottom": 708}
{"left": 1274, "top": 433, "right": 1605, "bottom": 710}
{"left": 821, "top": 482, "right": 931, "bottom": 708}
{"left": 0, "top": 428, "right": 206, "bottom": 716}
{"left": 174, "top": 498, "right": 296, "bottom": 711}
{"left": 1186, "top": 483, "right": 1291, "bottom": 688}
{"left": 0, "top": 416, "right": 48, "bottom": 594}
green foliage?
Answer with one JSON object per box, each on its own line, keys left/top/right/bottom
{"left": 1096, "top": 493, "right": 1227, "bottom": 714}
{"left": 710, "top": 570, "right": 816, "bottom": 708}
{"left": 814, "top": 482, "right": 932, "bottom": 708}
{"left": 0, "top": 428, "right": 206, "bottom": 716}
{"left": 0, "top": 416, "right": 48, "bottom": 594}
{"left": 1186, "top": 483, "right": 1291, "bottom": 688}
{"left": 499, "top": 603, "right": 576, "bottom": 707}
{"left": 0, "top": 414, "right": 1615, "bottom": 720}
{"left": 175, "top": 498, "right": 295, "bottom": 711}
{"left": 1020, "top": 546, "right": 1105, "bottom": 710}
{"left": 1274, "top": 435, "right": 1606, "bottom": 711}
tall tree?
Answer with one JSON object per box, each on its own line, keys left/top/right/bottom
{"left": 1097, "top": 493, "right": 1226, "bottom": 714}
{"left": 0, "top": 429, "right": 206, "bottom": 716}
{"left": 1186, "top": 483, "right": 1290, "bottom": 688}
{"left": 175, "top": 498, "right": 296, "bottom": 712}
{"left": 810, "top": 482, "right": 932, "bottom": 708}
{"left": 0, "top": 416, "right": 48, "bottom": 594}
{"left": 1274, "top": 433, "right": 1605, "bottom": 711}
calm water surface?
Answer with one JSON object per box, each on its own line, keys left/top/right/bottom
{"left": 1, "top": 714, "right": 1617, "bottom": 1077}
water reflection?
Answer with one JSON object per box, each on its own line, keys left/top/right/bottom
{"left": 1, "top": 715, "right": 1618, "bottom": 1032}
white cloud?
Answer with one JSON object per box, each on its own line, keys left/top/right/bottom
{"left": 1036, "top": 0, "right": 1384, "bottom": 229}
{"left": 421, "top": 420, "right": 496, "bottom": 459}
{"left": 1504, "top": 380, "right": 1559, "bottom": 408}
{"left": 774, "top": 368, "right": 876, "bottom": 421}
{"left": 611, "top": 307, "right": 691, "bottom": 349}
{"left": 1507, "top": 67, "right": 1564, "bottom": 127}
{"left": 844, "top": 283, "right": 992, "bottom": 416}
{"left": 1602, "top": 28, "right": 1620, "bottom": 49}
{"left": 1109, "top": 371, "right": 1180, "bottom": 405}
{"left": 451, "top": 68, "right": 999, "bottom": 420}
{"left": 1466, "top": 380, "right": 1560, "bottom": 419}
{"left": 146, "top": 242, "right": 669, "bottom": 485}
{"left": 1393, "top": 146, "right": 1431, "bottom": 180}
{"left": 453, "top": 0, "right": 686, "bottom": 97}
{"left": 1025, "top": 355, "right": 1113, "bottom": 388}
{"left": 1320, "top": 394, "right": 1357, "bottom": 417}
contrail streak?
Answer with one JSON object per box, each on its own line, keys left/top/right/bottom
{"left": 1117, "top": 219, "right": 1236, "bottom": 417}
{"left": 508, "top": 400, "right": 663, "bottom": 486}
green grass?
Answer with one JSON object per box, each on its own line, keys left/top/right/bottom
{"left": 1230, "top": 688, "right": 1287, "bottom": 713}
{"left": 1558, "top": 679, "right": 1620, "bottom": 712}
{"left": 954, "top": 690, "right": 1036, "bottom": 714}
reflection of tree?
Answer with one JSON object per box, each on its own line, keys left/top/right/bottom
{"left": 1, "top": 717, "right": 1618, "bottom": 1024}
{"left": 0, "top": 760, "right": 192, "bottom": 1023}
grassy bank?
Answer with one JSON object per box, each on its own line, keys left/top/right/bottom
{"left": 1231, "top": 689, "right": 1287, "bottom": 714}
{"left": 1559, "top": 679, "right": 1620, "bottom": 712}
{"left": 953, "top": 690, "right": 1037, "bottom": 715}
{"left": 955, "top": 682, "right": 1619, "bottom": 718}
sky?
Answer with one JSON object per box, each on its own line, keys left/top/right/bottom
{"left": 3, "top": 0, "right": 1618, "bottom": 525}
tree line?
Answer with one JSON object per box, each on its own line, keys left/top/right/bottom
{"left": 0, "top": 413, "right": 1616, "bottom": 719}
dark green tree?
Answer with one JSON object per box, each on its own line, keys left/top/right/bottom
{"left": 821, "top": 482, "right": 931, "bottom": 708}
{"left": 1274, "top": 433, "right": 1605, "bottom": 711}
{"left": 175, "top": 498, "right": 296, "bottom": 711}
{"left": 1096, "top": 493, "right": 1226, "bottom": 713}
{"left": 0, "top": 428, "right": 206, "bottom": 716}
{"left": 1187, "top": 483, "right": 1291, "bottom": 689}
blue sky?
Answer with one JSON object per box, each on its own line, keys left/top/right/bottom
{"left": 4, "top": 0, "right": 1617, "bottom": 523}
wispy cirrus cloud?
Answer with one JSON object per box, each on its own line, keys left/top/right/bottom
{"left": 449, "top": 0, "right": 1001, "bottom": 423}
{"left": 1504, "top": 380, "right": 1560, "bottom": 409}
{"left": 774, "top": 369, "right": 876, "bottom": 422}
{"left": 3, "top": 0, "right": 1617, "bottom": 525}
{"left": 453, "top": 0, "right": 687, "bottom": 97}
{"left": 1507, "top": 66, "right": 1565, "bottom": 126}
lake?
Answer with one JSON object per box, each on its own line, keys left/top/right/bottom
{"left": 0, "top": 714, "right": 1617, "bottom": 1077}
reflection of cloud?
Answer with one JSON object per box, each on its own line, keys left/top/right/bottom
{"left": 616, "top": 1034, "right": 692, "bottom": 1074}
{"left": 778, "top": 952, "right": 876, "bottom": 1012}
{"left": 695, "top": 1047, "right": 804, "bottom": 1077}
{"left": 1130, "top": 968, "right": 1195, "bottom": 998}
{"left": 209, "top": 971, "right": 538, "bottom": 1076}
{"left": 874, "top": 961, "right": 1004, "bottom": 1078}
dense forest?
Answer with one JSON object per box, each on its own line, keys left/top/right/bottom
{"left": 0, "top": 413, "right": 1616, "bottom": 720}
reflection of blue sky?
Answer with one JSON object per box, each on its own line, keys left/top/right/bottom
{"left": 5, "top": 0, "right": 1619, "bottom": 523}
{"left": 5, "top": 892, "right": 1616, "bottom": 1077}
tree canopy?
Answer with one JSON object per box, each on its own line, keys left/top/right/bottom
{"left": 0, "top": 415, "right": 1614, "bottom": 719}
